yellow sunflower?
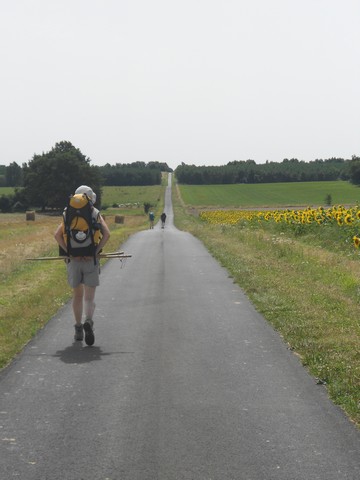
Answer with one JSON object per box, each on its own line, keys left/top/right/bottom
{"left": 344, "top": 214, "right": 354, "bottom": 225}
{"left": 353, "top": 236, "right": 360, "bottom": 248}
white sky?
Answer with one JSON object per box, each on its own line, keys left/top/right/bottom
{"left": 1, "top": 0, "right": 359, "bottom": 171}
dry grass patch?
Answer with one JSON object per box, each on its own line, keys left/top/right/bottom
{"left": 0, "top": 214, "right": 60, "bottom": 278}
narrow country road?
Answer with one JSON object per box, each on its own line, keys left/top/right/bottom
{"left": 1, "top": 175, "right": 359, "bottom": 480}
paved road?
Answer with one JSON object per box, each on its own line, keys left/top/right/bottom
{"left": 1, "top": 176, "right": 359, "bottom": 480}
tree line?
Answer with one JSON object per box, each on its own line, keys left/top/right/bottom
{"left": 0, "top": 141, "right": 171, "bottom": 212}
{"left": 99, "top": 162, "right": 171, "bottom": 186}
{"left": 0, "top": 156, "right": 171, "bottom": 189}
{"left": 2, "top": 140, "right": 360, "bottom": 212}
{"left": 174, "top": 158, "right": 359, "bottom": 184}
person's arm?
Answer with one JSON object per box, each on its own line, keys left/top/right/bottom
{"left": 54, "top": 223, "right": 67, "bottom": 253}
{"left": 96, "top": 215, "right": 111, "bottom": 255}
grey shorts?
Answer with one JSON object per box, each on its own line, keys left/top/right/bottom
{"left": 66, "top": 258, "right": 100, "bottom": 288}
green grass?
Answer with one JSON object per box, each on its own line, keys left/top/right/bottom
{"left": 101, "top": 185, "right": 165, "bottom": 209}
{"left": 0, "top": 258, "right": 71, "bottom": 367}
{"left": 3, "top": 180, "right": 358, "bottom": 209}
{"left": 0, "top": 187, "right": 16, "bottom": 196}
{"left": 178, "top": 181, "right": 360, "bottom": 207}
{"left": 0, "top": 184, "right": 166, "bottom": 214}
{"left": 173, "top": 181, "right": 360, "bottom": 427}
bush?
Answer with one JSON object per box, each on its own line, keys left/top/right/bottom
{"left": 0, "top": 195, "right": 13, "bottom": 212}
{"left": 144, "top": 202, "right": 152, "bottom": 214}
{"left": 325, "top": 194, "right": 332, "bottom": 205}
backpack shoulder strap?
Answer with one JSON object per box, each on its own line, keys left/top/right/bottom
{"left": 92, "top": 207, "right": 100, "bottom": 220}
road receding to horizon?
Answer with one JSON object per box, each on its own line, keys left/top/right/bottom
{"left": 1, "top": 175, "right": 359, "bottom": 479}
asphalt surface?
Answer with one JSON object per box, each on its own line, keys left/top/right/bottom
{"left": 1, "top": 176, "right": 359, "bottom": 480}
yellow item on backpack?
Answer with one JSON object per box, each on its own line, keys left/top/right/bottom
{"left": 60, "top": 193, "right": 102, "bottom": 258}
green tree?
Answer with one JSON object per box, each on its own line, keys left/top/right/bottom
{"left": 98, "top": 163, "right": 162, "bottom": 186}
{"left": 5, "top": 162, "right": 23, "bottom": 186}
{"left": 349, "top": 155, "right": 360, "bottom": 185}
{"left": 23, "top": 141, "right": 102, "bottom": 210}
{"left": 0, "top": 165, "right": 6, "bottom": 186}
{"left": 0, "top": 195, "right": 12, "bottom": 212}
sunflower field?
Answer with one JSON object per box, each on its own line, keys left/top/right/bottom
{"left": 200, "top": 205, "right": 360, "bottom": 250}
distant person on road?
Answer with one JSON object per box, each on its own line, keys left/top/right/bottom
{"left": 161, "top": 212, "right": 167, "bottom": 229}
{"left": 54, "top": 185, "right": 110, "bottom": 346}
{"left": 149, "top": 211, "right": 155, "bottom": 229}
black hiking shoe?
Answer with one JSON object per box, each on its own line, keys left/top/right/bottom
{"left": 74, "top": 324, "right": 84, "bottom": 341}
{"left": 83, "top": 319, "right": 95, "bottom": 346}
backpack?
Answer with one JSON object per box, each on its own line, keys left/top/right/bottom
{"left": 60, "top": 193, "right": 102, "bottom": 261}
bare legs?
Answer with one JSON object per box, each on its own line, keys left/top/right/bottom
{"left": 72, "top": 284, "right": 96, "bottom": 325}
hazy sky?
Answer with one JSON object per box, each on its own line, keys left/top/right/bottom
{"left": 1, "top": 0, "right": 359, "bottom": 171}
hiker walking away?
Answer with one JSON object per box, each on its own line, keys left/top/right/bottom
{"left": 54, "top": 185, "right": 110, "bottom": 345}
{"left": 149, "top": 211, "right": 155, "bottom": 229}
{"left": 161, "top": 212, "right": 166, "bottom": 229}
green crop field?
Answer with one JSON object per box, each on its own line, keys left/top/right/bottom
{"left": 4, "top": 180, "right": 358, "bottom": 209}
{"left": 102, "top": 185, "right": 164, "bottom": 207}
{"left": 0, "top": 185, "right": 165, "bottom": 213}
{"left": 178, "top": 181, "right": 360, "bottom": 207}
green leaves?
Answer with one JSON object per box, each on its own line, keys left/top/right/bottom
{"left": 22, "top": 141, "right": 102, "bottom": 210}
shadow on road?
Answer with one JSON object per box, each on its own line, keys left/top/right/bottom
{"left": 53, "top": 343, "right": 133, "bottom": 364}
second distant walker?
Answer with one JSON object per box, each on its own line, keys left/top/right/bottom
{"left": 161, "top": 212, "right": 167, "bottom": 229}
{"left": 149, "top": 211, "right": 155, "bottom": 229}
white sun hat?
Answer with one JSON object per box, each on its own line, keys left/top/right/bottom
{"left": 75, "top": 185, "right": 97, "bottom": 204}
